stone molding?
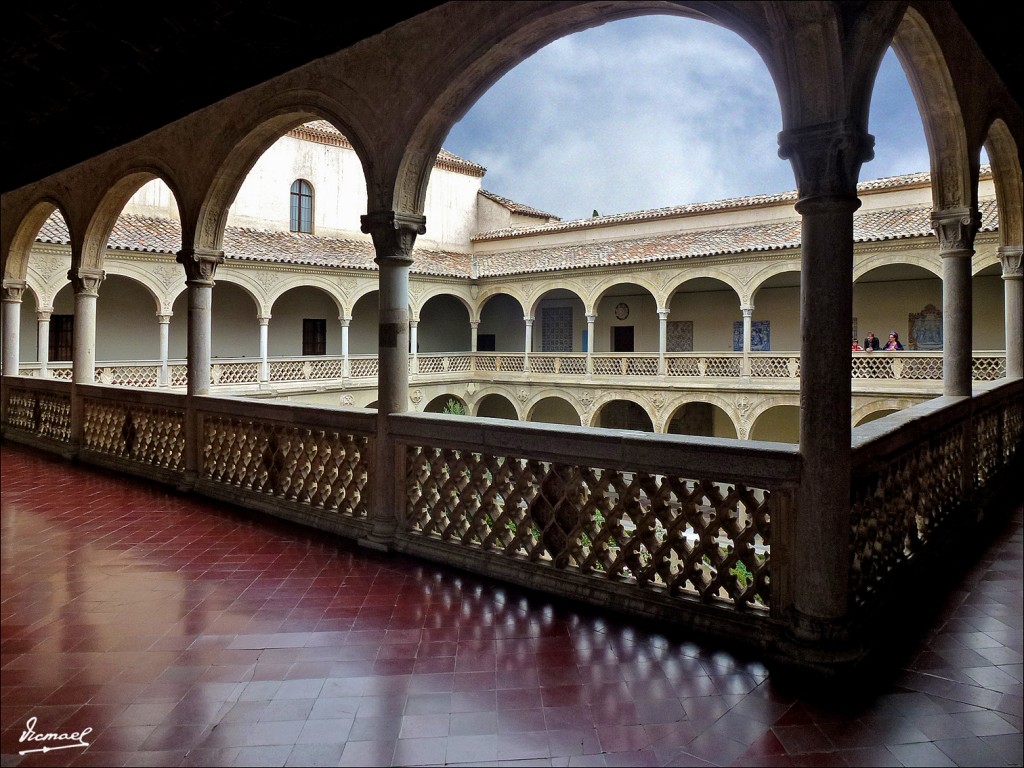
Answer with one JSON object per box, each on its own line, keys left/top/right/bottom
{"left": 176, "top": 248, "right": 225, "bottom": 286}
{"left": 778, "top": 120, "right": 874, "bottom": 204}
{"left": 361, "top": 211, "right": 427, "bottom": 265}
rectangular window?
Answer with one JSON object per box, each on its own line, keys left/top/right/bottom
{"left": 49, "top": 314, "right": 74, "bottom": 361}
{"left": 302, "top": 318, "right": 327, "bottom": 356}
{"left": 611, "top": 326, "right": 634, "bottom": 352}
{"left": 476, "top": 334, "right": 496, "bottom": 352}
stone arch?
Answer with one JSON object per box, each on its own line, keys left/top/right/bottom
{"left": 527, "top": 395, "right": 582, "bottom": 427}
{"left": 474, "top": 391, "right": 521, "bottom": 421}
{"left": 395, "top": 2, "right": 786, "bottom": 220}
{"left": 592, "top": 397, "right": 655, "bottom": 432}
{"left": 193, "top": 98, "right": 377, "bottom": 254}
{"left": 412, "top": 284, "right": 474, "bottom": 317}
{"left": 891, "top": 8, "right": 973, "bottom": 211}
{"left": 3, "top": 201, "right": 74, "bottom": 283}
{"left": 851, "top": 397, "right": 919, "bottom": 427}
{"left": 665, "top": 275, "right": 743, "bottom": 353}
{"left": 983, "top": 119, "right": 1023, "bottom": 251}
{"left": 664, "top": 397, "right": 739, "bottom": 439}
{"left": 749, "top": 403, "right": 800, "bottom": 444}
{"left": 102, "top": 260, "right": 177, "bottom": 315}
{"left": 268, "top": 277, "right": 345, "bottom": 319}
{"left": 527, "top": 286, "right": 586, "bottom": 319}
{"left": 268, "top": 284, "right": 347, "bottom": 357}
{"left": 475, "top": 286, "right": 528, "bottom": 322}
{"left": 853, "top": 251, "right": 942, "bottom": 281}
{"left": 477, "top": 291, "right": 527, "bottom": 352}
{"left": 590, "top": 278, "right": 660, "bottom": 314}
{"left": 417, "top": 292, "right": 472, "bottom": 353}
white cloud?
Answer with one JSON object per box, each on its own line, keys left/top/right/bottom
{"left": 443, "top": 15, "right": 928, "bottom": 222}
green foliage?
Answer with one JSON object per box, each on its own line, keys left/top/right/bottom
{"left": 442, "top": 398, "right": 466, "bottom": 415}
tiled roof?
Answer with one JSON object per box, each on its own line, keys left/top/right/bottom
{"left": 36, "top": 213, "right": 473, "bottom": 278}
{"left": 473, "top": 166, "right": 992, "bottom": 241}
{"left": 473, "top": 198, "right": 1000, "bottom": 277}
{"left": 478, "top": 189, "right": 559, "bottom": 221}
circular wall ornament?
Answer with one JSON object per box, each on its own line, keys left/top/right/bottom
{"left": 614, "top": 302, "right": 630, "bottom": 320}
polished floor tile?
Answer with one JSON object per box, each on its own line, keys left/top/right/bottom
{"left": 1, "top": 442, "right": 1021, "bottom": 766}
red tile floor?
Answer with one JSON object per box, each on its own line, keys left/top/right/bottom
{"left": 1, "top": 441, "right": 1021, "bottom": 767}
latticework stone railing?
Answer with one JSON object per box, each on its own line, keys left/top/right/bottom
{"left": 4, "top": 379, "right": 72, "bottom": 443}
{"left": 197, "top": 397, "right": 375, "bottom": 534}
{"left": 16, "top": 351, "right": 1007, "bottom": 390}
{"left": 82, "top": 388, "right": 185, "bottom": 471}
{"left": 666, "top": 354, "right": 743, "bottom": 377}
{"left": 269, "top": 356, "right": 345, "bottom": 382}
{"left": 392, "top": 414, "right": 800, "bottom": 621}
{"left": 849, "top": 378, "right": 1023, "bottom": 610}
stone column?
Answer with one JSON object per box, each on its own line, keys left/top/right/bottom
{"left": 360, "top": 210, "right": 425, "bottom": 549}
{"left": 778, "top": 121, "right": 873, "bottom": 639}
{"left": 470, "top": 320, "right": 479, "bottom": 352}
{"left": 409, "top": 319, "right": 419, "bottom": 374}
{"left": 524, "top": 316, "right": 534, "bottom": 372}
{"left": 37, "top": 309, "right": 52, "bottom": 378}
{"left": 68, "top": 268, "right": 105, "bottom": 447}
{"left": 340, "top": 316, "right": 351, "bottom": 378}
{"left": 157, "top": 314, "right": 170, "bottom": 386}
{"left": 657, "top": 308, "right": 669, "bottom": 375}
{"left": 258, "top": 315, "right": 270, "bottom": 384}
{"left": 176, "top": 247, "right": 224, "bottom": 485}
{"left": 932, "top": 208, "right": 979, "bottom": 397}
{"left": 586, "top": 313, "right": 597, "bottom": 374}
{"left": 741, "top": 305, "right": 754, "bottom": 377}
{"left": 998, "top": 246, "right": 1022, "bottom": 379}
{"left": 2, "top": 280, "right": 27, "bottom": 376}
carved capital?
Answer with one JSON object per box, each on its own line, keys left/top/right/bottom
{"left": 360, "top": 210, "right": 426, "bottom": 265}
{"left": 586, "top": 313, "right": 598, "bottom": 323}
{"left": 1, "top": 278, "right": 27, "bottom": 303}
{"left": 778, "top": 120, "right": 874, "bottom": 207}
{"left": 258, "top": 316, "right": 271, "bottom": 327}
{"left": 657, "top": 309, "right": 670, "bottom": 320}
{"left": 156, "top": 314, "right": 172, "bottom": 324}
{"left": 37, "top": 309, "right": 53, "bottom": 322}
{"left": 67, "top": 268, "right": 105, "bottom": 296}
{"left": 741, "top": 306, "right": 754, "bottom": 318}
{"left": 998, "top": 245, "right": 1023, "bottom": 279}
{"left": 931, "top": 207, "right": 980, "bottom": 256}
{"left": 176, "top": 247, "right": 224, "bottom": 285}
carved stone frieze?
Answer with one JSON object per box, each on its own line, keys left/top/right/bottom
{"left": 34, "top": 254, "right": 68, "bottom": 284}
{"left": 176, "top": 248, "right": 224, "bottom": 285}
{"left": 360, "top": 210, "right": 426, "bottom": 265}
{"left": 931, "top": 207, "right": 980, "bottom": 256}
{"left": 777, "top": 120, "right": 874, "bottom": 204}
{"left": 67, "top": 268, "right": 105, "bottom": 296}
{"left": 998, "top": 246, "right": 1023, "bottom": 278}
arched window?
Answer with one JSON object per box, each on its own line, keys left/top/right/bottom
{"left": 289, "top": 179, "right": 313, "bottom": 233}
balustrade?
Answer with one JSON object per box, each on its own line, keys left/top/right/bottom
{"left": 81, "top": 387, "right": 185, "bottom": 470}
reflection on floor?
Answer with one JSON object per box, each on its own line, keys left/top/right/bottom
{"left": 1, "top": 442, "right": 1021, "bottom": 767}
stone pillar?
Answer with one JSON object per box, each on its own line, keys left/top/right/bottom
{"left": 741, "top": 305, "right": 754, "bottom": 377}
{"left": 524, "top": 316, "right": 534, "bottom": 372}
{"left": 778, "top": 121, "right": 873, "bottom": 639}
{"left": 176, "top": 247, "right": 224, "bottom": 486}
{"left": 932, "top": 208, "right": 979, "bottom": 397}
{"left": 586, "top": 313, "right": 597, "bottom": 374}
{"left": 470, "top": 320, "right": 479, "bottom": 353}
{"left": 68, "top": 268, "right": 105, "bottom": 447}
{"left": 998, "top": 246, "right": 1022, "bottom": 379}
{"left": 360, "top": 210, "right": 425, "bottom": 549}
{"left": 157, "top": 314, "right": 170, "bottom": 386}
{"left": 340, "top": 316, "right": 351, "bottom": 378}
{"left": 409, "top": 319, "right": 419, "bottom": 374}
{"left": 37, "top": 309, "right": 52, "bottom": 378}
{"left": 657, "top": 308, "right": 669, "bottom": 375}
{"left": 258, "top": 316, "right": 270, "bottom": 384}
{"left": 2, "top": 279, "right": 27, "bottom": 376}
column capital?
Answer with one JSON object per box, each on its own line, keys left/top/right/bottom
{"left": 339, "top": 315, "right": 352, "bottom": 327}
{"left": 470, "top": 320, "right": 480, "bottom": 329}
{"left": 257, "top": 315, "right": 271, "bottom": 326}
{"left": 657, "top": 308, "right": 670, "bottom": 319}
{"left": 67, "top": 268, "right": 105, "bottom": 296}
{"left": 361, "top": 210, "right": 426, "bottom": 266}
{"left": 37, "top": 308, "right": 53, "bottom": 321}
{"left": 408, "top": 318, "right": 419, "bottom": 328}
{"left": 176, "top": 247, "right": 224, "bottom": 285}
{"left": 778, "top": 120, "right": 873, "bottom": 208}
{"left": 2, "top": 278, "right": 27, "bottom": 302}
{"left": 524, "top": 316, "right": 534, "bottom": 325}
{"left": 998, "top": 245, "right": 1023, "bottom": 279}
{"left": 156, "top": 313, "right": 172, "bottom": 324}
{"left": 931, "top": 207, "right": 980, "bottom": 256}
{"left": 741, "top": 306, "right": 754, "bottom": 317}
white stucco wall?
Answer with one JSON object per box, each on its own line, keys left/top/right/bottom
{"left": 478, "top": 294, "right": 525, "bottom": 351}
{"left": 668, "top": 289, "right": 742, "bottom": 351}
{"left": 269, "top": 287, "right": 343, "bottom": 356}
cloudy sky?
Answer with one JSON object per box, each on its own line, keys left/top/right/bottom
{"left": 442, "top": 15, "right": 933, "bottom": 222}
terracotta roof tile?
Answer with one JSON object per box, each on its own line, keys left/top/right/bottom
{"left": 37, "top": 213, "right": 473, "bottom": 278}
{"left": 478, "top": 189, "right": 559, "bottom": 220}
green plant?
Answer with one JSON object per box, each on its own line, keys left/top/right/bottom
{"left": 442, "top": 398, "right": 466, "bottom": 415}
